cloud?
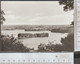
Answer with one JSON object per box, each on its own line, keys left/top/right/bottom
{"left": 2, "top": 1, "right": 73, "bottom": 25}
{"left": 5, "top": 15, "right": 20, "bottom": 20}
{"left": 23, "top": 11, "right": 73, "bottom": 25}
{"left": 4, "top": 11, "right": 73, "bottom": 25}
{"left": 6, "top": 11, "right": 12, "bottom": 14}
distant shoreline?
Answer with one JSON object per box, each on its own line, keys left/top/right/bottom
{"left": 1, "top": 25, "right": 73, "bottom": 34}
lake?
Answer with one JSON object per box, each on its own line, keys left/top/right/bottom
{"left": 2, "top": 30, "right": 68, "bottom": 50}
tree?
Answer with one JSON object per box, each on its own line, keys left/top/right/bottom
{"left": 0, "top": 10, "right": 30, "bottom": 52}
{"left": 0, "top": 10, "right": 5, "bottom": 24}
{"left": 0, "top": 10, "right": 5, "bottom": 51}
{"left": 59, "top": 0, "right": 74, "bottom": 11}
{"left": 38, "top": 34, "right": 74, "bottom": 52}
{"left": 53, "top": 44, "right": 63, "bottom": 52}
{"left": 70, "top": 21, "right": 74, "bottom": 25}
{"left": 58, "top": 0, "right": 74, "bottom": 51}
{"left": 61, "top": 34, "right": 74, "bottom": 52}
{"left": 38, "top": 43, "right": 46, "bottom": 52}
{"left": 38, "top": 42, "right": 63, "bottom": 52}
{"left": 1, "top": 35, "right": 30, "bottom": 52}
{"left": 59, "top": 0, "right": 74, "bottom": 25}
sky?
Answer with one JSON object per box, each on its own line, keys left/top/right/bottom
{"left": 1, "top": 1, "right": 73, "bottom": 25}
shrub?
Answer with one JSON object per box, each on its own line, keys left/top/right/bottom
{"left": 61, "top": 33, "right": 74, "bottom": 52}
{"left": 38, "top": 34, "right": 74, "bottom": 52}
{"left": 1, "top": 35, "right": 30, "bottom": 52}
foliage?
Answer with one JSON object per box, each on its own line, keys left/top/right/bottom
{"left": 59, "top": 0, "right": 74, "bottom": 11}
{"left": 59, "top": 0, "right": 74, "bottom": 26}
{"left": 38, "top": 42, "right": 63, "bottom": 52}
{"left": 61, "top": 33, "right": 74, "bottom": 52}
{"left": 38, "top": 43, "right": 47, "bottom": 52}
{"left": 1, "top": 33, "right": 74, "bottom": 52}
{"left": 38, "top": 33, "right": 74, "bottom": 52}
{"left": 70, "top": 21, "right": 74, "bottom": 25}
{"left": 1, "top": 35, "right": 30, "bottom": 52}
{"left": 0, "top": 10, "right": 5, "bottom": 24}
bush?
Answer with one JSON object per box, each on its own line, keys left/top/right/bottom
{"left": 1, "top": 35, "right": 30, "bottom": 52}
{"left": 61, "top": 33, "right": 74, "bottom": 52}
{"left": 38, "top": 42, "right": 62, "bottom": 52}
{"left": 38, "top": 43, "right": 47, "bottom": 52}
{"left": 38, "top": 34, "right": 74, "bottom": 52}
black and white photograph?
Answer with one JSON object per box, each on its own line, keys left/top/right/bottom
{"left": 1, "top": 1, "right": 74, "bottom": 52}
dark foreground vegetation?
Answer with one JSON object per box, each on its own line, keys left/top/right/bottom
{"left": 1, "top": 35, "right": 30, "bottom": 52}
{"left": 1, "top": 33, "right": 74, "bottom": 52}
{"left": 38, "top": 33, "right": 74, "bottom": 52}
